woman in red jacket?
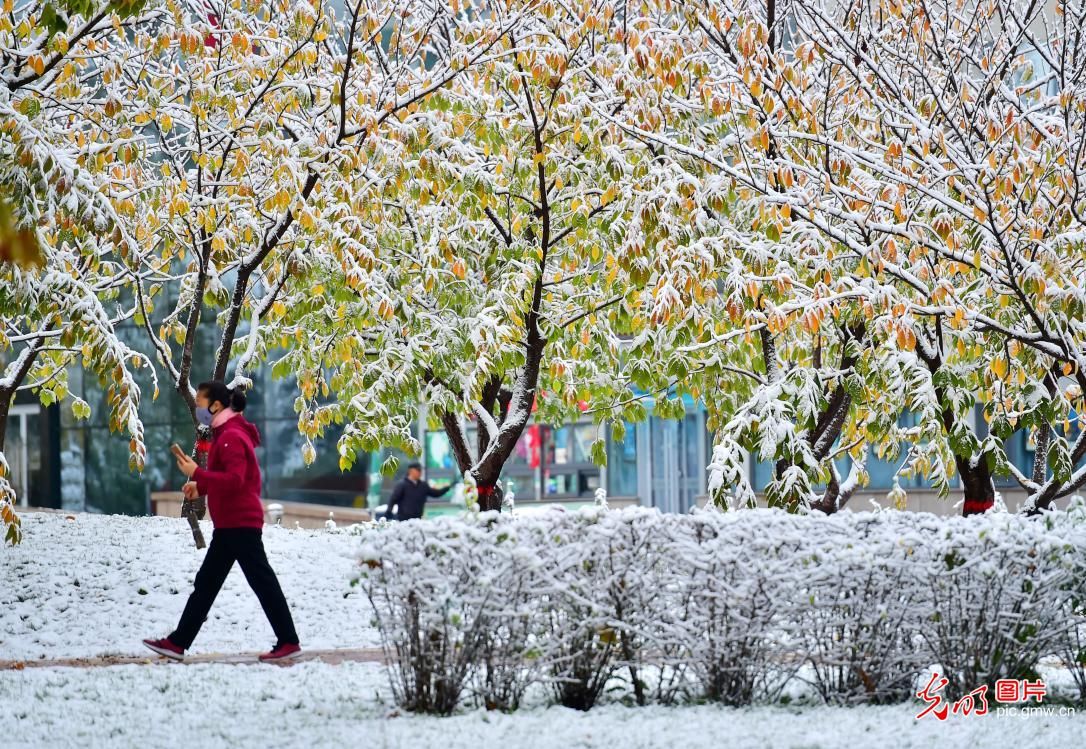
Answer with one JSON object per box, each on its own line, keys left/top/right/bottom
{"left": 143, "top": 381, "right": 301, "bottom": 662}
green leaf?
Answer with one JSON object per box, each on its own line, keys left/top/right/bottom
{"left": 71, "top": 398, "right": 91, "bottom": 420}
{"left": 589, "top": 438, "right": 607, "bottom": 467}
{"left": 380, "top": 455, "right": 400, "bottom": 477}
{"left": 1048, "top": 436, "right": 1073, "bottom": 485}
{"left": 17, "top": 97, "right": 41, "bottom": 119}
{"left": 611, "top": 420, "right": 626, "bottom": 443}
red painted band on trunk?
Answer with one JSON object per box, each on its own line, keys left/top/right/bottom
{"left": 963, "top": 498, "right": 993, "bottom": 514}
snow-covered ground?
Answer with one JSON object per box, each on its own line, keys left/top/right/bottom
{"left": 3, "top": 512, "right": 1084, "bottom": 748}
{"left": 1, "top": 512, "right": 379, "bottom": 659}
{"left": 2, "top": 659, "right": 1083, "bottom": 749}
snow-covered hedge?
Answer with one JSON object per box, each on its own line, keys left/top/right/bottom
{"left": 352, "top": 505, "right": 1086, "bottom": 713}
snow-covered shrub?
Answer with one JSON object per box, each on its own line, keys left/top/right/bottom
{"left": 354, "top": 506, "right": 1086, "bottom": 713}
{"left": 1060, "top": 616, "right": 1086, "bottom": 707}
{"left": 1056, "top": 500, "right": 1086, "bottom": 706}
{"left": 666, "top": 512, "right": 797, "bottom": 705}
{"left": 794, "top": 515, "right": 926, "bottom": 704}
{"left": 602, "top": 511, "right": 692, "bottom": 705}
{"left": 542, "top": 509, "right": 623, "bottom": 711}
{"left": 915, "top": 512, "right": 1083, "bottom": 699}
{"left": 469, "top": 518, "right": 548, "bottom": 711}
{"left": 354, "top": 521, "right": 494, "bottom": 714}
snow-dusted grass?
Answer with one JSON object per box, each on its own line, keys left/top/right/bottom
{"left": 3, "top": 512, "right": 1086, "bottom": 747}
{"left": 0, "top": 512, "right": 379, "bottom": 659}
{"left": 2, "top": 660, "right": 1084, "bottom": 749}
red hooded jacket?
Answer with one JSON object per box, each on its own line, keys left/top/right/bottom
{"left": 193, "top": 414, "right": 265, "bottom": 529}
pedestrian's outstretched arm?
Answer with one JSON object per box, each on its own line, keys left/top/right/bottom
{"left": 428, "top": 481, "right": 452, "bottom": 497}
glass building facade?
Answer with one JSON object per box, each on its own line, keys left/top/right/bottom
{"left": 2, "top": 337, "right": 1049, "bottom": 516}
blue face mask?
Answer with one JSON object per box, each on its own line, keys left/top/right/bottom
{"left": 195, "top": 406, "right": 214, "bottom": 426}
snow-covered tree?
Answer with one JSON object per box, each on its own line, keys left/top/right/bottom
{"left": 2, "top": 0, "right": 163, "bottom": 542}
{"left": 609, "top": 0, "right": 1086, "bottom": 515}
{"left": 112, "top": 0, "right": 522, "bottom": 427}
{"left": 791, "top": 0, "right": 1086, "bottom": 513}
{"left": 740, "top": 0, "right": 1086, "bottom": 513}
{"left": 279, "top": 1, "right": 670, "bottom": 508}
{"left": 589, "top": 0, "right": 886, "bottom": 512}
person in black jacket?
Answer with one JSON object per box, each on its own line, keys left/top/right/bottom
{"left": 388, "top": 463, "right": 453, "bottom": 520}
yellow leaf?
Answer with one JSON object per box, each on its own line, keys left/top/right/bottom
{"left": 990, "top": 357, "right": 1008, "bottom": 380}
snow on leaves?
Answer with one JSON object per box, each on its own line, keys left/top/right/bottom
{"left": 356, "top": 504, "right": 1086, "bottom": 711}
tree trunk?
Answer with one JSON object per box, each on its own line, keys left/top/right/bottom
{"left": 439, "top": 378, "right": 531, "bottom": 513}
{"left": 0, "top": 340, "right": 44, "bottom": 452}
{"left": 0, "top": 396, "right": 10, "bottom": 453}
{"left": 441, "top": 411, "right": 475, "bottom": 476}
{"left": 919, "top": 322, "right": 995, "bottom": 517}
{"left": 956, "top": 454, "right": 995, "bottom": 516}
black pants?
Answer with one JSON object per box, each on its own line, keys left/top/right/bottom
{"left": 170, "top": 528, "right": 299, "bottom": 649}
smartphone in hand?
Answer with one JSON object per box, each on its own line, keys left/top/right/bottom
{"left": 170, "top": 444, "right": 187, "bottom": 461}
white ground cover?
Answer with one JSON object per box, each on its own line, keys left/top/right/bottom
{"left": 1, "top": 659, "right": 1083, "bottom": 749}
{"left": 0, "top": 512, "right": 379, "bottom": 659}
{"left": 2, "top": 512, "right": 1084, "bottom": 748}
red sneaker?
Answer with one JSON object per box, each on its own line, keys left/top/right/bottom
{"left": 143, "top": 637, "right": 185, "bottom": 661}
{"left": 259, "top": 642, "right": 302, "bottom": 662}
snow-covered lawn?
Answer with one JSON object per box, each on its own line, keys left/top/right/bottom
{"left": 1, "top": 512, "right": 379, "bottom": 659}
{"left": 2, "top": 659, "right": 1083, "bottom": 749}
{"left": 3, "top": 512, "right": 1084, "bottom": 748}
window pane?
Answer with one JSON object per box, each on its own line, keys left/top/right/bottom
{"left": 425, "top": 431, "right": 456, "bottom": 470}
{"left": 572, "top": 424, "right": 596, "bottom": 462}
{"left": 548, "top": 426, "right": 571, "bottom": 464}
{"left": 545, "top": 472, "right": 574, "bottom": 495}
{"left": 82, "top": 428, "right": 150, "bottom": 515}
{"left": 507, "top": 430, "right": 536, "bottom": 467}
{"left": 607, "top": 424, "right": 638, "bottom": 497}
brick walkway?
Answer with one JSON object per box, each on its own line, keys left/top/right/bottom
{"left": 0, "top": 647, "right": 386, "bottom": 670}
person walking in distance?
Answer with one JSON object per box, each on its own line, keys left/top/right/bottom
{"left": 143, "top": 381, "right": 301, "bottom": 662}
{"left": 388, "top": 462, "right": 453, "bottom": 520}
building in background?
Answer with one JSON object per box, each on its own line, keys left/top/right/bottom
{"left": 4, "top": 343, "right": 1050, "bottom": 516}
